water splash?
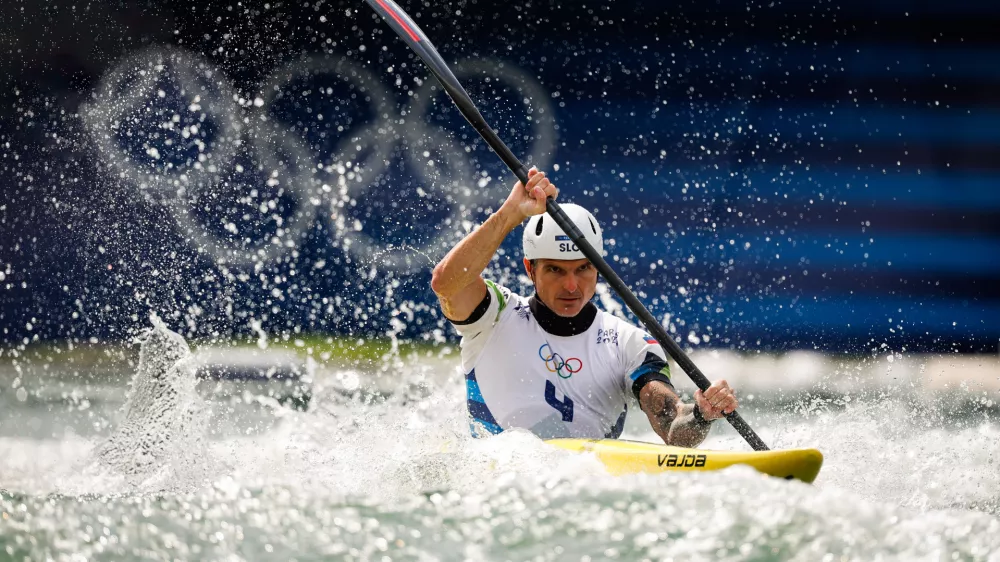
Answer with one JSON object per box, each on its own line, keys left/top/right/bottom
{"left": 94, "top": 320, "right": 212, "bottom": 489}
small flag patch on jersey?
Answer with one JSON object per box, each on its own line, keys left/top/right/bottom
{"left": 643, "top": 334, "right": 658, "bottom": 344}
{"left": 555, "top": 235, "right": 571, "bottom": 241}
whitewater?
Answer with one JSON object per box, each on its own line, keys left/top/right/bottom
{"left": 1, "top": 325, "right": 998, "bottom": 561}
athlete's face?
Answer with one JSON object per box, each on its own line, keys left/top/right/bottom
{"left": 524, "top": 258, "right": 598, "bottom": 317}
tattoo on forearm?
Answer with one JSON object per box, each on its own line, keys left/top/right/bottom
{"left": 668, "top": 404, "right": 713, "bottom": 448}
{"left": 641, "top": 382, "right": 713, "bottom": 448}
{"left": 653, "top": 393, "right": 677, "bottom": 434}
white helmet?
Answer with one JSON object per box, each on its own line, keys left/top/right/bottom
{"left": 522, "top": 203, "right": 604, "bottom": 260}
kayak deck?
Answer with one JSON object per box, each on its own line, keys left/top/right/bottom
{"left": 546, "top": 439, "right": 823, "bottom": 483}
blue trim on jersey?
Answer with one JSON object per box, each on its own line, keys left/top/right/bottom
{"left": 628, "top": 363, "right": 659, "bottom": 381}
{"left": 606, "top": 406, "right": 627, "bottom": 439}
{"left": 465, "top": 372, "right": 485, "bottom": 403}
{"left": 468, "top": 412, "right": 503, "bottom": 437}
{"left": 466, "top": 369, "right": 503, "bottom": 437}
{"left": 469, "top": 419, "right": 504, "bottom": 437}
{"left": 468, "top": 400, "right": 501, "bottom": 429}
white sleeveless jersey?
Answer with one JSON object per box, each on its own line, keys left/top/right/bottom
{"left": 452, "top": 281, "right": 674, "bottom": 439}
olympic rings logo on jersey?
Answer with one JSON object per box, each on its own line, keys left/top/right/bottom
{"left": 538, "top": 344, "right": 583, "bottom": 379}
{"left": 81, "top": 45, "right": 557, "bottom": 272}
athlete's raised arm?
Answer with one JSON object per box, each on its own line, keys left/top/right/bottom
{"left": 431, "top": 168, "right": 558, "bottom": 322}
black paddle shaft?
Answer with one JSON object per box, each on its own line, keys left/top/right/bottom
{"left": 365, "top": 0, "right": 769, "bottom": 451}
{"left": 546, "top": 201, "right": 769, "bottom": 451}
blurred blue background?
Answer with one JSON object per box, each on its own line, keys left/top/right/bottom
{"left": 0, "top": 0, "right": 996, "bottom": 352}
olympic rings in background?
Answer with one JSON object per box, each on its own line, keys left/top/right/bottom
{"left": 538, "top": 343, "right": 583, "bottom": 379}
{"left": 82, "top": 47, "right": 319, "bottom": 267}
{"left": 81, "top": 45, "right": 557, "bottom": 273}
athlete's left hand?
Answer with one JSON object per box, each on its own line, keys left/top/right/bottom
{"left": 694, "top": 379, "right": 738, "bottom": 420}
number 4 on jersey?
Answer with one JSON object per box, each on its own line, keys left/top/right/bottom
{"left": 545, "top": 380, "right": 574, "bottom": 422}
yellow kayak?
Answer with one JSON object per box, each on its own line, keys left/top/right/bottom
{"left": 546, "top": 439, "right": 824, "bottom": 483}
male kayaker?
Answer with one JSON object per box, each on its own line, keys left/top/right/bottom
{"left": 431, "top": 169, "right": 739, "bottom": 446}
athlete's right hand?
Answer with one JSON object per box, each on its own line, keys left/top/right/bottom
{"left": 503, "top": 168, "right": 558, "bottom": 221}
